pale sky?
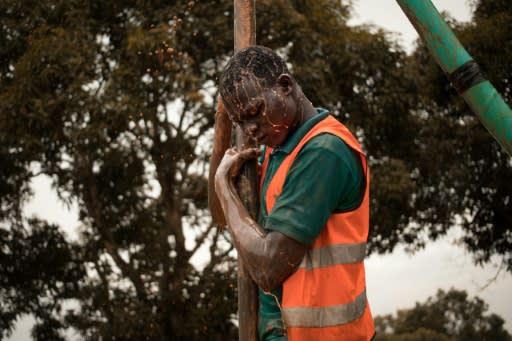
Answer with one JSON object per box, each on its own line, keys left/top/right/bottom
{"left": 349, "top": 0, "right": 474, "bottom": 52}
{"left": 9, "top": 0, "right": 512, "bottom": 339}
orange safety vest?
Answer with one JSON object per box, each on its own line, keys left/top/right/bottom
{"left": 260, "top": 115, "right": 375, "bottom": 341}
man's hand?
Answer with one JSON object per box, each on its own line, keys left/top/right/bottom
{"left": 214, "top": 147, "right": 259, "bottom": 192}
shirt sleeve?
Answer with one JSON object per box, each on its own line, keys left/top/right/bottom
{"left": 264, "top": 133, "right": 364, "bottom": 245}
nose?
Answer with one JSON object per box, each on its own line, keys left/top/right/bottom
{"left": 243, "top": 121, "right": 258, "bottom": 136}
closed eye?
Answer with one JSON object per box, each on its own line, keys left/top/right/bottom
{"left": 238, "top": 101, "right": 263, "bottom": 124}
{"left": 250, "top": 102, "right": 264, "bottom": 117}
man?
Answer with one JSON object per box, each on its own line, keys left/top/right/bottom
{"left": 214, "top": 45, "right": 375, "bottom": 341}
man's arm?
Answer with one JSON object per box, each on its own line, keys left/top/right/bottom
{"left": 214, "top": 148, "right": 308, "bottom": 292}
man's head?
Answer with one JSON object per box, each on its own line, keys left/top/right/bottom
{"left": 219, "top": 46, "right": 303, "bottom": 147}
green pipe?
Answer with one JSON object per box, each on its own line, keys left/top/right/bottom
{"left": 396, "top": 0, "right": 512, "bottom": 156}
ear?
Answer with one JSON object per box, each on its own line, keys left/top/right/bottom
{"left": 276, "top": 74, "right": 294, "bottom": 96}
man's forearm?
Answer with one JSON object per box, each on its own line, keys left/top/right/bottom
{"left": 215, "top": 177, "right": 307, "bottom": 292}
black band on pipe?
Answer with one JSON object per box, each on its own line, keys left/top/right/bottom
{"left": 448, "top": 60, "right": 487, "bottom": 93}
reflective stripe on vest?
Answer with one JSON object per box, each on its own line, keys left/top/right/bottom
{"left": 299, "top": 243, "right": 366, "bottom": 270}
{"left": 283, "top": 289, "right": 367, "bottom": 328}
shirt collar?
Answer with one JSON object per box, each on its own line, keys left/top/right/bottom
{"left": 273, "top": 108, "right": 329, "bottom": 154}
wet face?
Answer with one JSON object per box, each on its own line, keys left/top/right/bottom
{"left": 223, "top": 75, "right": 299, "bottom": 148}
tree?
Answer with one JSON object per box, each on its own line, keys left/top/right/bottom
{"left": 375, "top": 288, "right": 511, "bottom": 341}
{"left": 0, "top": 0, "right": 237, "bottom": 338}
{"left": 376, "top": 328, "right": 454, "bottom": 341}
{"left": 401, "top": 0, "right": 512, "bottom": 269}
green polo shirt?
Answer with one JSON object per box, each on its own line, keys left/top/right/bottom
{"left": 257, "top": 108, "right": 365, "bottom": 341}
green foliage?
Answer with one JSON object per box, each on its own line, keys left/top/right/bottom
{"left": 0, "top": 219, "right": 85, "bottom": 337}
{"left": 405, "top": 0, "right": 512, "bottom": 268}
{"left": 0, "top": 0, "right": 236, "bottom": 338}
{"left": 375, "top": 289, "right": 511, "bottom": 341}
{"left": 376, "top": 327, "right": 454, "bottom": 341}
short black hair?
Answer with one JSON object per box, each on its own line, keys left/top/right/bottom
{"left": 219, "top": 45, "right": 290, "bottom": 102}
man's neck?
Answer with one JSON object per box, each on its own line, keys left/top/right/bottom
{"left": 295, "top": 95, "right": 317, "bottom": 128}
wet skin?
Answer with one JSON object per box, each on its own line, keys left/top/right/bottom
{"left": 223, "top": 74, "right": 303, "bottom": 147}
{"left": 215, "top": 74, "right": 317, "bottom": 292}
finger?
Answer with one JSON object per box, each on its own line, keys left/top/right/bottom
{"left": 237, "top": 147, "right": 260, "bottom": 161}
{"left": 229, "top": 148, "right": 259, "bottom": 178}
{"left": 229, "top": 159, "right": 244, "bottom": 179}
{"left": 225, "top": 147, "right": 238, "bottom": 155}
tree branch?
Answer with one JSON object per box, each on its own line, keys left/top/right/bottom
{"left": 93, "top": 259, "right": 114, "bottom": 322}
{"left": 189, "top": 222, "right": 215, "bottom": 260}
{"left": 78, "top": 158, "right": 148, "bottom": 302}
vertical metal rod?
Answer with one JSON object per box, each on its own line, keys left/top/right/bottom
{"left": 233, "top": 1, "right": 259, "bottom": 340}
{"left": 396, "top": 0, "right": 512, "bottom": 156}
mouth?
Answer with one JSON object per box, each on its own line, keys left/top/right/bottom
{"left": 255, "top": 135, "right": 266, "bottom": 144}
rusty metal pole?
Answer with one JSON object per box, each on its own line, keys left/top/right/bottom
{"left": 233, "top": 1, "right": 259, "bottom": 340}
